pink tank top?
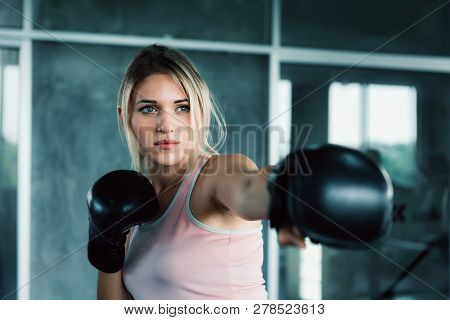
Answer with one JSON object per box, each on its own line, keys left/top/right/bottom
{"left": 123, "top": 155, "right": 268, "bottom": 300}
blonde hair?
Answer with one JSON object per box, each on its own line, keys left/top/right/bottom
{"left": 117, "top": 44, "right": 226, "bottom": 177}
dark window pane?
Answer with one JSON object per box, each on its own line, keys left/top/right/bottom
{"left": 33, "top": 0, "right": 271, "bottom": 44}
{"left": 281, "top": 62, "right": 450, "bottom": 299}
{"left": 0, "top": 0, "right": 22, "bottom": 28}
{"left": 0, "top": 47, "right": 19, "bottom": 300}
{"left": 282, "top": 0, "right": 450, "bottom": 56}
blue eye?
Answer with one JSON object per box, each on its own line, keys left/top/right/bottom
{"left": 177, "top": 105, "right": 190, "bottom": 112}
{"left": 139, "top": 105, "right": 157, "bottom": 113}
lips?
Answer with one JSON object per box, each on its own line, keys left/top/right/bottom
{"left": 154, "top": 139, "right": 180, "bottom": 145}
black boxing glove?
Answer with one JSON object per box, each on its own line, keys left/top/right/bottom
{"left": 267, "top": 144, "right": 393, "bottom": 248}
{"left": 87, "top": 170, "right": 160, "bottom": 273}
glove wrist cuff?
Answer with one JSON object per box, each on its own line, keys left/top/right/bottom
{"left": 267, "top": 159, "right": 291, "bottom": 231}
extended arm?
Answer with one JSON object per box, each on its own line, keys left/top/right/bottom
{"left": 210, "top": 144, "right": 393, "bottom": 250}
{"left": 209, "top": 154, "right": 305, "bottom": 247}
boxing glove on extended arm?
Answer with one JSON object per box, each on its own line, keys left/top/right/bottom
{"left": 87, "top": 170, "right": 160, "bottom": 273}
{"left": 267, "top": 144, "right": 393, "bottom": 248}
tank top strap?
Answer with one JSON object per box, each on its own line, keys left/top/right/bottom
{"left": 175, "top": 155, "right": 210, "bottom": 199}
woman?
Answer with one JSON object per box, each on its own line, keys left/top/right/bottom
{"left": 97, "top": 44, "right": 305, "bottom": 300}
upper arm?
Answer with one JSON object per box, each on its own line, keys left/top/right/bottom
{"left": 206, "top": 153, "right": 259, "bottom": 215}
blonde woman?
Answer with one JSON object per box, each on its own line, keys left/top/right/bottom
{"left": 87, "top": 44, "right": 392, "bottom": 299}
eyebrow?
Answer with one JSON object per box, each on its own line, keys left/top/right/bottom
{"left": 136, "top": 99, "right": 189, "bottom": 105}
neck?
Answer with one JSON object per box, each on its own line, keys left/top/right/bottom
{"left": 146, "top": 156, "right": 195, "bottom": 194}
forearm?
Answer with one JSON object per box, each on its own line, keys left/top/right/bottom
{"left": 97, "top": 271, "right": 132, "bottom": 300}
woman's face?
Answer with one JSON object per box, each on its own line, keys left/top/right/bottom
{"left": 129, "top": 73, "right": 193, "bottom": 168}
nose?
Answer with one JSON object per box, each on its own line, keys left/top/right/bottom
{"left": 156, "top": 109, "right": 175, "bottom": 133}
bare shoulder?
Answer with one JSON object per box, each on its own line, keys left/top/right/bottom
{"left": 200, "top": 153, "right": 258, "bottom": 193}
{"left": 193, "top": 153, "right": 262, "bottom": 229}
{"left": 202, "top": 153, "right": 259, "bottom": 176}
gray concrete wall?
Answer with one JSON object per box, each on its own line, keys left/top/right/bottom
{"left": 30, "top": 42, "right": 268, "bottom": 299}
{"left": 31, "top": 42, "right": 134, "bottom": 299}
